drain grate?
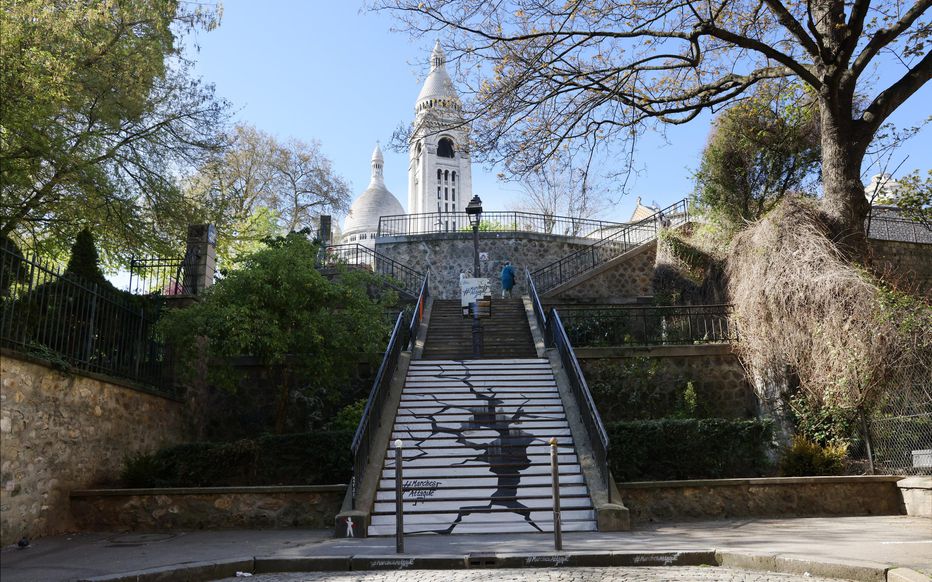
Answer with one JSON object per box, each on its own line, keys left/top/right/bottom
{"left": 468, "top": 552, "right": 498, "bottom": 568}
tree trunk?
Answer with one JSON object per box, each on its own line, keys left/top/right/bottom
{"left": 818, "top": 102, "right": 870, "bottom": 254}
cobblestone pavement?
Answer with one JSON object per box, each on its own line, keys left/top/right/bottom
{"left": 217, "top": 567, "right": 852, "bottom": 581}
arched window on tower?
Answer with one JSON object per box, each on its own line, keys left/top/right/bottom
{"left": 437, "top": 137, "right": 455, "bottom": 158}
{"left": 452, "top": 172, "right": 456, "bottom": 183}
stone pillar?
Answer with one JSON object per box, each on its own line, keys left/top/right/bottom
{"left": 183, "top": 224, "right": 217, "bottom": 295}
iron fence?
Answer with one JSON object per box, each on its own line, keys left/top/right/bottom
{"left": 0, "top": 245, "right": 174, "bottom": 393}
{"left": 866, "top": 213, "right": 932, "bottom": 244}
{"left": 351, "top": 310, "right": 408, "bottom": 509}
{"left": 407, "top": 271, "right": 430, "bottom": 351}
{"left": 533, "top": 199, "right": 690, "bottom": 294}
{"left": 556, "top": 304, "right": 736, "bottom": 347}
{"left": 849, "top": 379, "right": 932, "bottom": 475}
{"left": 377, "top": 210, "right": 624, "bottom": 239}
{"left": 127, "top": 254, "right": 189, "bottom": 295}
{"left": 320, "top": 244, "right": 424, "bottom": 298}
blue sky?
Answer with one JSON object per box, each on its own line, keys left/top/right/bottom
{"left": 187, "top": 1, "right": 931, "bottom": 223}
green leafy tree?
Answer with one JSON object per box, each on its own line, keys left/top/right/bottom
{"left": 157, "top": 233, "right": 396, "bottom": 433}
{"left": 0, "top": 0, "right": 228, "bottom": 263}
{"left": 693, "top": 85, "right": 821, "bottom": 231}
{"left": 877, "top": 169, "right": 932, "bottom": 227}
{"left": 376, "top": 0, "right": 931, "bottom": 250}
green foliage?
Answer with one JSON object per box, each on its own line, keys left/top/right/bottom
{"left": 64, "top": 229, "right": 113, "bottom": 289}
{"left": 328, "top": 398, "right": 368, "bottom": 432}
{"left": 692, "top": 84, "right": 820, "bottom": 231}
{"left": 607, "top": 418, "right": 773, "bottom": 481}
{"left": 876, "top": 169, "right": 932, "bottom": 227}
{"left": 0, "top": 0, "right": 228, "bottom": 263}
{"left": 778, "top": 437, "right": 847, "bottom": 476}
{"left": 1, "top": 236, "right": 26, "bottom": 296}
{"left": 586, "top": 359, "right": 706, "bottom": 422}
{"left": 120, "top": 431, "right": 354, "bottom": 487}
{"left": 787, "top": 392, "right": 857, "bottom": 447}
{"left": 157, "top": 233, "right": 396, "bottom": 432}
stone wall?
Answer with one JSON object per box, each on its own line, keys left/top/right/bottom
{"left": 545, "top": 242, "right": 657, "bottom": 302}
{"left": 868, "top": 239, "right": 932, "bottom": 297}
{"left": 70, "top": 485, "right": 345, "bottom": 530}
{"left": 0, "top": 352, "right": 189, "bottom": 544}
{"left": 376, "top": 232, "right": 600, "bottom": 299}
{"left": 618, "top": 476, "right": 905, "bottom": 525}
{"left": 576, "top": 345, "right": 756, "bottom": 420}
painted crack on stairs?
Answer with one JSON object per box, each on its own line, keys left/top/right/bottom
{"left": 369, "top": 358, "right": 597, "bottom": 536}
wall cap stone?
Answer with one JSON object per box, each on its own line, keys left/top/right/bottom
{"left": 617, "top": 475, "right": 904, "bottom": 489}
{"left": 1, "top": 348, "right": 181, "bottom": 402}
{"left": 70, "top": 485, "right": 347, "bottom": 497}
{"left": 575, "top": 344, "right": 734, "bottom": 359}
{"left": 896, "top": 476, "right": 932, "bottom": 490}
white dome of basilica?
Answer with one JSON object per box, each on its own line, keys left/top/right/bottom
{"left": 416, "top": 41, "right": 460, "bottom": 110}
{"left": 341, "top": 143, "right": 405, "bottom": 247}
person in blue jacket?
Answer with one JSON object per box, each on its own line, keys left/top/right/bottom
{"left": 500, "top": 261, "right": 516, "bottom": 298}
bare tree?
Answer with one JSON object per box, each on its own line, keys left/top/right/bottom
{"left": 187, "top": 124, "right": 351, "bottom": 259}
{"left": 516, "top": 153, "right": 606, "bottom": 232}
{"left": 374, "top": 0, "right": 931, "bottom": 250}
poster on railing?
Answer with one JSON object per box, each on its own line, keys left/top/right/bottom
{"left": 461, "top": 277, "right": 491, "bottom": 317}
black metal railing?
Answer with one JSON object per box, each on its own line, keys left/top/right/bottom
{"left": 378, "top": 210, "right": 624, "bottom": 239}
{"left": 1, "top": 246, "right": 173, "bottom": 392}
{"left": 408, "top": 271, "right": 430, "bottom": 350}
{"left": 526, "top": 266, "right": 547, "bottom": 332}
{"left": 127, "top": 254, "right": 190, "bottom": 295}
{"left": 350, "top": 310, "right": 407, "bottom": 509}
{"left": 547, "top": 309, "right": 612, "bottom": 504}
{"left": 526, "top": 268, "right": 611, "bottom": 503}
{"left": 320, "top": 244, "right": 424, "bottom": 298}
{"left": 557, "top": 304, "right": 736, "bottom": 347}
{"left": 532, "top": 199, "right": 690, "bottom": 294}
{"left": 866, "top": 212, "right": 932, "bottom": 244}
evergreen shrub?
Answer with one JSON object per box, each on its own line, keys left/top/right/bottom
{"left": 778, "top": 436, "right": 848, "bottom": 476}
{"left": 121, "top": 431, "right": 353, "bottom": 487}
{"left": 607, "top": 418, "right": 772, "bottom": 481}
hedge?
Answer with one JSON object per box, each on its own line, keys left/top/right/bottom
{"left": 607, "top": 418, "right": 772, "bottom": 481}
{"left": 121, "top": 431, "right": 353, "bottom": 487}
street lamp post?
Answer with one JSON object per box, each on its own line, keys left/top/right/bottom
{"left": 466, "top": 195, "right": 483, "bottom": 277}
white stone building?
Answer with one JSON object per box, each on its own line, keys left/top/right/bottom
{"left": 341, "top": 143, "right": 404, "bottom": 249}
{"left": 340, "top": 41, "right": 473, "bottom": 243}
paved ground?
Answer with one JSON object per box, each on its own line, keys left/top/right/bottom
{"left": 215, "top": 566, "right": 853, "bottom": 582}
{"left": 2, "top": 516, "right": 930, "bottom": 582}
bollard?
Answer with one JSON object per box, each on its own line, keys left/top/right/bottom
{"left": 550, "top": 437, "right": 563, "bottom": 551}
{"left": 395, "top": 439, "right": 404, "bottom": 553}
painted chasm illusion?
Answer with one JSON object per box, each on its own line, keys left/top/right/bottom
{"left": 370, "top": 359, "right": 596, "bottom": 535}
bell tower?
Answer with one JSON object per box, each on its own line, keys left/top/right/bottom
{"left": 408, "top": 41, "right": 473, "bottom": 221}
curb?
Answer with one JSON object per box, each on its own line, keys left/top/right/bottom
{"left": 75, "top": 550, "right": 931, "bottom": 582}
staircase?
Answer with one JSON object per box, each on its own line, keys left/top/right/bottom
{"left": 532, "top": 198, "right": 689, "bottom": 295}
{"left": 367, "top": 358, "right": 597, "bottom": 535}
{"left": 422, "top": 299, "right": 536, "bottom": 360}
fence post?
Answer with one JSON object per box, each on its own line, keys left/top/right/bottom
{"left": 395, "top": 439, "right": 404, "bottom": 553}
{"left": 550, "top": 437, "right": 563, "bottom": 551}
{"left": 84, "top": 283, "right": 99, "bottom": 365}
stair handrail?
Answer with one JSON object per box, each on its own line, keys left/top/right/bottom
{"left": 546, "top": 308, "right": 613, "bottom": 504}
{"left": 407, "top": 271, "right": 429, "bottom": 350}
{"left": 532, "top": 198, "right": 690, "bottom": 294}
{"left": 320, "top": 243, "right": 425, "bottom": 298}
{"left": 526, "top": 266, "right": 547, "bottom": 332}
{"left": 350, "top": 310, "right": 407, "bottom": 509}
{"left": 527, "top": 268, "right": 612, "bottom": 504}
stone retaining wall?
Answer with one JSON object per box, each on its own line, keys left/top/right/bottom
{"left": 618, "top": 476, "right": 905, "bottom": 525}
{"left": 70, "top": 485, "right": 346, "bottom": 530}
{"left": 376, "top": 232, "right": 602, "bottom": 300}
{"left": 0, "top": 351, "right": 189, "bottom": 544}
{"left": 576, "top": 345, "right": 756, "bottom": 419}
{"left": 868, "top": 239, "right": 932, "bottom": 297}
